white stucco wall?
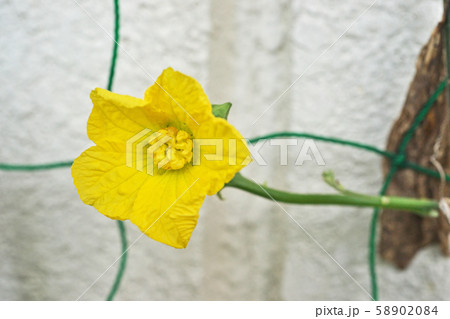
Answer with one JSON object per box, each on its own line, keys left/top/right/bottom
{"left": 1, "top": 0, "right": 448, "bottom": 300}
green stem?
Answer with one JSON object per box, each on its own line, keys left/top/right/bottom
{"left": 226, "top": 173, "right": 439, "bottom": 217}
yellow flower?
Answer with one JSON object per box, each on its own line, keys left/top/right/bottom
{"left": 71, "top": 68, "right": 251, "bottom": 248}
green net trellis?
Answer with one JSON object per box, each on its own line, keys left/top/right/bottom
{"left": 1, "top": 0, "right": 449, "bottom": 301}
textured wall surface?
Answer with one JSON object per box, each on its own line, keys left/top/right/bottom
{"left": 1, "top": 0, "right": 448, "bottom": 300}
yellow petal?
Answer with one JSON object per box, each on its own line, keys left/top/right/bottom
{"left": 144, "top": 67, "right": 213, "bottom": 134}
{"left": 71, "top": 140, "right": 148, "bottom": 220}
{"left": 72, "top": 140, "right": 205, "bottom": 248}
{"left": 131, "top": 169, "right": 205, "bottom": 248}
{"left": 192, "top": 117, "right": 252, "bottom": 195}
{"left": 88, "top": 88, "right": 171, "bottom": 144}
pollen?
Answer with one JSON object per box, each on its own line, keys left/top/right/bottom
{"left": 150, "top": 126, "right": 193, "bottom": 170}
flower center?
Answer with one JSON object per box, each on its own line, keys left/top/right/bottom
{"left": 150, "top": 126, "right": 193, "bottom": 171}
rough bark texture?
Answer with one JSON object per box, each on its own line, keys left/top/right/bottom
{"left": 379, "top": 12, "right": 450, "bottom": 269}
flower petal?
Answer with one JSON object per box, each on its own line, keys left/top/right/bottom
{"left": 88, "top": 88, "right": 171, "bottom": 144}
{"left": 131, "top": 170, "right": 205, "bottom": 248}
{"left": 72, "top": 140, "right": 205, "bottom": 248}
{"left": 144, "top": 67, "right": 213, "bottom": 133}
{"left": 71, "top": 140, "right": 148, "bottom": 220}
{"left": 192, "top": 117, "right": 252, "bottom": 195}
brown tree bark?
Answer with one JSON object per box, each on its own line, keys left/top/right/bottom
{"left": 379, "top": 11, "right": 450, "bottom": 269}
